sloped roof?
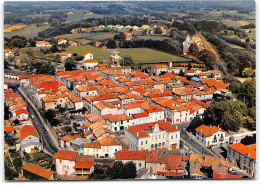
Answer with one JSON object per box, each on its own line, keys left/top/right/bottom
{"left": 115, "top": 150, "right": 148, "bottom": 160}
{"left": 195, "top": 125, "right": 224, "bottom": 137}
{"left": 20, "top": 125, "right": 39, "bottom": 140}
{"left": 56, "top": 150, "right": 77, "bottom": 161}
{"left": 22, "top": 163, "right": 53, "bottom": 180}
{"left": 228, "top": 143, "right": 256, "bottom": 160}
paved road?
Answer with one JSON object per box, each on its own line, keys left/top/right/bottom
{"left": 181, "top": 131, "right": 215, "bottom": 157}
{"left": 18, "top": 88, "right": 58, "bottom": 154}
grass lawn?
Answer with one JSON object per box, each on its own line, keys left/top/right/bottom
{"left": 234, "top": 77, "right": 252, "bottom": 83}
{"left": 137, "top": 35, "right": 169, "bottom": 41}
{"left": 115, "top": 48, "right": 192, "bottom": 64}
{"left": 4, "top": 24, "right": 50, "bottom": 39}
{"left": 66, "top": 45, "right": 110, "bottom": 60}
{"left": 66, "top": 46, "right": 192, "bottom": 64}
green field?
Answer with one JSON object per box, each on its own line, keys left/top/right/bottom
{"left": 66, "top": 45, "right": 110, "bottom": 60}
{"left": 116, "top": 48, "right": 192, "bottom": 64}
{"left": 4, "top": 24, "right": 50, "bottom": 39}
{"left": 55, "top": 32, "right": 114, "bottom": 41}
{"left": 66, "top": 45, "right": 192, "bottom": 64}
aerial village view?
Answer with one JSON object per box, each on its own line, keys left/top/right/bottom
{"left": 3, "top": 0, "right": 256, "bottom": 181}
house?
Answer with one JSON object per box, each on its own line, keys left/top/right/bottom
{"left": 55, "top": 150, "right": 77, "bottom": 176}
{"left": 83, "top": 136, "right": 122, "bottom": 158}
{"left": 125, "top": 121, "right": 180, "bottom": 151}
{"left": 189, "top": 153, "right": 235, "bottom": 179}
{"left": 227, "top": 143, "right": 256, "bottom": 178}
{"left": 4, "top": 126, "right": 16, "bottom": 136}
{"left": 151, "top": 64, "right": 168, "bottom": 76}
{"left": 83, "top": 59, "right": 98, "bottom": 70}
{"left": 110, "top": 51, "right": 121, "bottom": 61}
{"left": 22, "top": 163, "right": 54, "bottom": 180}
{"left": 15, "top": 108, "right": 29, "bottom": 121}
{"left": 36, "top": 41, "right": 52, "bottom": 47}
{"left": 83, "top": 51, "right": 94, "bottom": 60}
{"left": 68, "top": 40, "right": 79, "bottom": 46}
{"left": 58, "top": 38, "right": 67, "bottom": 45}
{"left": 74, "top": 155, "right": 95, "bottom": 176}
{"left": 145, "top": 150, "right": 189, "bottom": 179}
{"left": 115, "top": 150, "right": 148, "bottom": 171}
{"left": 195, "top": 125, "right": 227, "bottom": 147}
{"left": 104, "top": 113, "right": 133, "bottom": 132}
{"left": 20, "top": 125, "right": 41, "bottom": 153}
{"left": 4, "top": 48, "right": 15, "bottom": 59}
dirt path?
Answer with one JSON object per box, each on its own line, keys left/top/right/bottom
{"left": 197, "top": 33, "right": 229, "bottom": 76}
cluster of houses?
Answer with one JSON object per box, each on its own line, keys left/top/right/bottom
{"left": 70, "top": 24, "right": 170, "bottom": 36}
{"left": 4, "top": 48, "right": 256, "bottom": 180}
{"left": 182, "top": 34, "right": 205, "bottom": 55}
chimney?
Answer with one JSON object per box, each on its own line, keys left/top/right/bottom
{"left": 247, "top": 152, "right": 250, "bottom": 157}
{"left": 136, "top": 132, "right": 139, "bottom": 137}
{"left": 200, "top": 129, "right": 202, "bottom": 132}
{"left": 176, "top": 126, "right": 178, "bottom": 129}
{"left": 203, "top": 156, "right": 206, "bottom": 161}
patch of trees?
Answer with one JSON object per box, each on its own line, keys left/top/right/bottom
{"left": 240, "top": 134, "right": 256, "bottom": 145}
{"left": 65, "top": 58, "right": 77, "bottom": 71}
{"left": 5, "top": 35, "right": 27, "bottom": 48}
{"left": 109, "top": 161, "right": 136, "bottom": 179}
{"left": 227, "top": 27, "right": 247, "bottom": 38}
{"left": 203, "top": 33, "right": 255, "bottom": 76}
{"left": 188, "top": 43, "right": 199, "bottom": 57}
{"left": 221, "top": 36, "right": 255, "bottom": 50}
{"left": 197, "top": 49, "right": 217, "bottom": 69}
{"left": 240, "top": 23, "right": 255, "bottom": 29}
{"left": 203, "top": 100, "right": 248, "bottom": 132}
{"left": 43, "top": 109, "right": 60, "bottom": 127}
{"left": 193, "top": 20, "right": 226, "bottom": 33}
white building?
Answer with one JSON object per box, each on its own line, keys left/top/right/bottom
{"left": 125, "top": 121, "right": 180, "bottom": 151}
{"left": 55, "top": 150, "right": 77, "bottom": 176}
{"left": 20, "top": 125, "right": 42, "bottom": 153}
{"left": 195, "top": 125, "right": 227, "bottom": 147}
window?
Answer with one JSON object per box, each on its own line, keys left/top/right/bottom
{"left": 146, "top": 140, "right": 148, "bottom": 144}
{"left": 141, "top": 141, "right": 143, "bottom": 145}
{"left": 139, "top": 163, "right": 142, "bottom": 167}
{"left": 171, "top": 135, "right": 173, "bottom": 139}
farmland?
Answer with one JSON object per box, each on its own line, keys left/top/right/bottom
{"left": 4, "top": 25, "right": 27, "bottom": 33}
{"left": 66, "top": 45, "right": 192, "bottom": 64}
{"left": 115, "top": 48, "right": 192, "bottom": 64}
{"left": 4, "top": 24, "right": 50, "bottom": 39}
{"left": 66, "top": 45, "right": 110, "bottom": 60}
{"left": 55, "top": 32, "right": 115, "bottom": 41}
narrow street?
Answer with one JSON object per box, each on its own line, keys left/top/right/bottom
{"left": 18, "top": 88, "right": 59, "bottom": 154}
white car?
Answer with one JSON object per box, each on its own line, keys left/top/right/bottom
{"left": 31, "top": 115, "right": 35, "bottom": 119}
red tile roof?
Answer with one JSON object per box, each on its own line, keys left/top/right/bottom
{"left": 56, "top": 150, "right": 77, "bottom": 161}
{"left": 128, "top": 121, "right": 179, "bottom": 138}
{"left": 132, "top": 112, "right": 149, "bottom": 119}
{"left": 115, "top": 150, "right": 148, "bottom": 160}
{"left": 15, "top": 108, "right": 29, "bottom": 116}
{"left": 4, "top": 126, "right": 15, "bottom": 132}
{"left": 213, "top": 173, "right": 242, "bottom": 179}
{"left": 74, "top": 162, "right": 94, "bottom": 169}
{"left": 228, "top": 143, "right": 256, "bottom": 160}
{"left": 20, "top": 125, "right": 39, "bottom": 140}
{"left": 195, "top": 125, "right": 224, "bottom": 137}
{"left": 22, "top": 163, "right": 53, "bottom": 180}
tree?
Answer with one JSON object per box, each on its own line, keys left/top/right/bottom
{"left": 110, "top": 161, "right": 124, "bottom": 179}
{"left": 179, "top": 69, "right": 185, "bottom": 76}
{"left": 187, "top": 116, "right": 204, "bottom": 133}
{"left": 123, "top": 161, "right": 136, "bottom": 179}
{"left": 197, "top": 49, "right": 217, "bottom": 69}
{"left": 65, "top": 59, "right": 77, "bottom": 71}
{"left": 241, "top": 134, "right": 256, "bottom": 145}
{"left": 242, "top": 68, "right": 254, "bottom": 77}
{"left": 203, "top": 100, "right": 248, "bottom": 132}
{"left": 242, "top": 79, "right": 256, "bottom": 108}
{"left": 54, "top": 54, "right": 61, "bottom": 63}
{"left": 13, "top": 119, "right": 20, "bottom": 125}
{"left": 154, "top": 27, "right": 162, "bottom": 34}
{"left": 38, "top": 61, "right": 55, "bottom": 75}
{"left": 121, "top": 55, "right": 133, "bottom": 66}
{"left": 188, "top": 43, "right": 199, "bottom": 57}
{"left": 106, "top": 39, "right": 117, "bottom": 49}
{"left": 43, "top": 109, "right": 56, "bottom": 122}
